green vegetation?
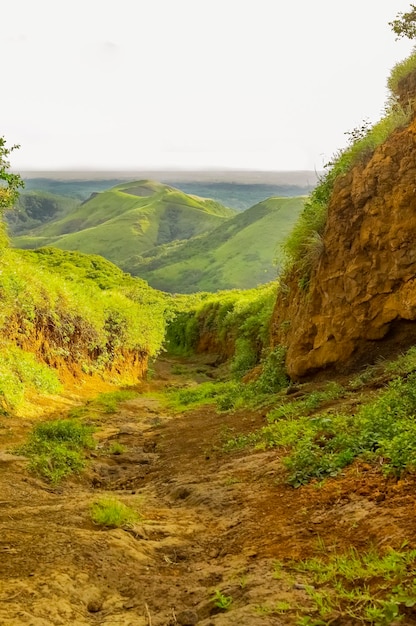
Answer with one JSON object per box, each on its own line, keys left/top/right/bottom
{"left": 0, "top": 137, "right": 24, "bottom": 248}
{"left": 90, "top": 497, "right": 139, "bottom": 528}
{"left": 167, "top": 281, "right": 277, "bottom": 361}
{"left": 223, "top": 358, "right": 416, "bottom": 487}
{"left": 279, "top": 545, "right": 416, "bottom": 625}
{"left": 20, "top": 419, "right": 95, "bottom": 484}
{"left": 389, "top": 4, "right": 416, "bottom": 40}
{"left": 127, "top": 197, "right": 305, "bottom": 292}
{"left": 12, "top": 188, "right": 305, "bottom": 293}
{"left": 0, "top": 248, "right": 167, "bottom": 374}
{"left": 12, "top": 180, "right": 236, "bottom": 280}
{"left": 165, "top": 281, "right": 289, "bottom": 411}
{"left": 7, "top": 191, "right": 78, "bottom": 234}
{"left": 387, "top": 50, "right": 416, "bottom": 95}
{"left": 0, "top": 344, "right": 62, "bottom": 413}
{"left": 210, "top": 589, "right": 233, "bottom": 611}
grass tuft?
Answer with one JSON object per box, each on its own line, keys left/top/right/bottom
{"left": 90, "top": 497, "right": 139, "bottom": 528}
{"left": 21, "top": 419, "right": 95, "bottom": 484}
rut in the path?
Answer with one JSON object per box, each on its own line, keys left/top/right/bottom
{"left": 1, "top": 356, "right": 416, "bottom": 625}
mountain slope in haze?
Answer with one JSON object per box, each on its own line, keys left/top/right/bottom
{"left": 126, "top": 196, "right": 305, "bottom": 293}
{"left": 7, "top": 191, "right": 79, "bottom": 234}
{"left": 12, "top": 180, "right": 236, "bottom": 271}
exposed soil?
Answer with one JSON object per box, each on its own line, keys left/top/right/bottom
{"left": 2, "top": 357, "right": 416, "bottom": 625}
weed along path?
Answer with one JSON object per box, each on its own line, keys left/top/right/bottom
{"left": 3, "top": 357, "right": 416, "bottom": 625}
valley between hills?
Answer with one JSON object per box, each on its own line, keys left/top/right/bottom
{"left": 4, "top": 34, "right": 416, "bottom": 626}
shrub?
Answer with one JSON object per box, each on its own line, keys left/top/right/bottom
{"left": 21, "top": 419, "right": 95, "bottom": 484}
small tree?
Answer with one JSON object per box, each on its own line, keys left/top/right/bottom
{"left": 389, "top": 4, "right": 416, "bottom": 40}
{"left": 0, "top": 137, "right": 23, "bottom": 248}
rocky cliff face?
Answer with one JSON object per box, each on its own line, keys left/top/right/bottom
{"left": 272, "top": 73, "right": 416, "bottom": 379}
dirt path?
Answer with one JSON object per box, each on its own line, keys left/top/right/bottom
{"left": 1, "top": 357, "right": 416, "bottom": 625}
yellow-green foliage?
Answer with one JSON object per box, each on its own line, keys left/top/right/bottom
{"left": 167, "top": 282, "right": 278, "bottom": 377}
{"left": 90, "top": 497, "right": 139, "bottom": 528}
{"left": 0, "top": 247, "right": 169, "bottom": 411}
{"left": 0, "top": 343, "right": 61, "bottom": 412}
{"left": 388, "top": 50, "right": 416, "bottom": 95}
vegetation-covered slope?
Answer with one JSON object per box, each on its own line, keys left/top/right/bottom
{"left": 0, "top": 148, "right": 170, "bottom": 413}
{"left": 6, "top": 190, "right": 78, "bottom": 234}
{"left": 126, "top": 196, "right": 305, "bottom": 292}
{"left": 12, "top": 180, "right": 235, "bottom": 273}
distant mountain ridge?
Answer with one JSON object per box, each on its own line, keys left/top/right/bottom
{"left": 12, "top": 180, "right": 236, "bottom": 274}
{"left": 19, "top": 170, "right": 318, "bottom": 211}
{"left": 126, "top": 196, "right": 305, "bottom": 292}
{"left": 12, "top": 179, "right": 306, "bottom": 293}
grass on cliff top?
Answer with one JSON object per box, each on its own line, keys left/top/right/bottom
{"left": 388, "top": 50, "right": 416, "bottom": 95}
{"left": 0, "top": 246, "right": 169, "bottom": 413}
{"left": 282, "top": 51, "right": 415, "bottom": 283}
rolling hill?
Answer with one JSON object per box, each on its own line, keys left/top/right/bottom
{"left": 12, "top": 180, "right": 236, "bottom": 270}
{"left": 124, "top": 196, "right": 305, "bottom": 292}
{"left": 6, "top": 191, "right": 79, "bottom": 234}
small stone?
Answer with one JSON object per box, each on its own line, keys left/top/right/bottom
{"left": 86, "top": 596, "right": 103, "bottom": 613}
{"left": 177, "top": 609, "right": 199, "bottom": 625}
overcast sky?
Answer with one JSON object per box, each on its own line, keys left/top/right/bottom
{"left": 2, "top": 0, "right": 415, "bottom": 172}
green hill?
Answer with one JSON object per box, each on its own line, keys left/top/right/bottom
{"left": 12, "top": 180, "right": 235, "bottom": 270}
{"left": 125, "top": 196, "right": 305, "bottom": 293}
{"left": 7, "top": 191, "right": 78, "bottom": 234}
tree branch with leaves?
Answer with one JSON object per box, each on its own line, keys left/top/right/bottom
{"left": 0, "top": 137, "right": 23, "bottom": 248}
{"left": 389, "top": 4, "right": 416, "bottom": 40}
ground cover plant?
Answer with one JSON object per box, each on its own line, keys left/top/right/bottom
{"left": 20, "top": 419, "right": 96, "bottom": 484}
{"left": 90, "top": 497, "right": 139, "bottom": 528}
{"left": 223, "top": 355, "right": 416, "bottom": 487}
{"left": 267, "top": 544, "right": 416, "bottom": 625}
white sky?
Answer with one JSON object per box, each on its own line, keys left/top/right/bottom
{"left": 2, "top": 0, "right": 415, "bottom": 171}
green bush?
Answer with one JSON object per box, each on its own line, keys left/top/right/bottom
{"left": 21, "top": 419, "right": 95, "bottom": 484}
{"left": 0, "top": 344, "right": 61, "bottom": 411}
{"left": 166, "top": 282, "right": 277, "bottom": 376}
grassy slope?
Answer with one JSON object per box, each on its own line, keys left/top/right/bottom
{"left": 13, "top": 180, "right": 235, "bottom": 270}
{"left": 127, "top": 196, "right": 305, "bottom": 292}
{"left": 7, "top": 191, "right": 79, "bottom": 235}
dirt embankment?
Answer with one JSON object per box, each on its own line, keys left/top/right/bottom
{"left": 2, "top": 357, "right": 416, "bottom": 625}
{"left": 272, "top": 70, "right": 416, "bottom": 379}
